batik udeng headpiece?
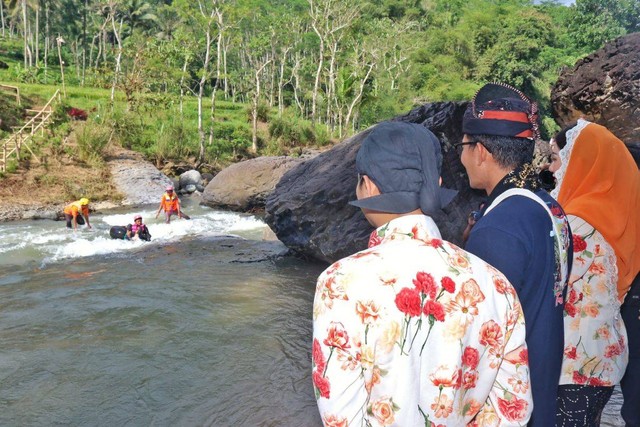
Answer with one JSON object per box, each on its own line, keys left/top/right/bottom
{"left": 463, "top": 82, "right": 540, "bottom": 139}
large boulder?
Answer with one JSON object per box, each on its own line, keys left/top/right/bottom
{"left": 265, "top": 102, "right": 485, "bottom": 263}
{"left": 551, "top": 32, "right": 640, "bottom": 144}
{"left": 202, "top": 156, "right": 305, "bottom": 212}
{"left": 108, "top": 151, "right": 173, "bottom": 206}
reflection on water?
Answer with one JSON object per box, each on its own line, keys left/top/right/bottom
{"left": 0, "top": 207, "right": 325, "bottom": 426}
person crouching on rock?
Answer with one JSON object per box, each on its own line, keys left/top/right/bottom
{"left": 155, "top": 185, "right": 190, "bottom": 223}
{"left": 64, "top": 197, "right": 92, "bottom": 231}
{"left": 127, "top": 214, "right": 151, "bottom": 241}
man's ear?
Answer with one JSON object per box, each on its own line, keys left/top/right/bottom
{"left": 362, "top": 175, "right": 381, "bottom": 197}
{"left": 475, "top": 142, "right": 492, "bottom": 165}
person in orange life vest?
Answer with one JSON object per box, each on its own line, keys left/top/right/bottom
{"left": 126, "top": 214, "right": 151, "bottom": 241}
{"left": 63, "top": 197, "right": 92, "bottom": 230}
{"left": 155, "top": 185, "right": 187, "bottom": 223}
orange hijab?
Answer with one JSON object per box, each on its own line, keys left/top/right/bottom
{"left": 554, "top": 120, "right": 640, "bottom": 300}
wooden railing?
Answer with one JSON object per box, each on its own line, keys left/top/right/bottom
{"left": 1, "top": 89, "right": 60, "bottom": 173}
{"left": 0, "top": 84, "right": 21, "bottom": 105}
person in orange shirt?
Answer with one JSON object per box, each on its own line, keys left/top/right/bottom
{"left": 63, "top": 197, "right": 92, "bottom": 230}
{"left": 155, "top": 186, "right": 189, "bottom": 223}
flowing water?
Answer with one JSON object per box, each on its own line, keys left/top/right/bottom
{"left": 0, "top": 200, "right": 325, "bottom": 426}
{"left": 0, "top": 198, "right": 626, "bottom": 426}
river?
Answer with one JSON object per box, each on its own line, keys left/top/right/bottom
{"left": 0, "top": 200, "right": 325, "bottom": 426}
{"left": 0, "top": 199, "right": 626, "bottom": 426}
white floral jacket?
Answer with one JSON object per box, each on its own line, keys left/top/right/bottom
{"left": 560, "top": 215, "right": 629, "bottom": 386}
{"left": 312, "top": 215, "right": 532, "bottom": 426}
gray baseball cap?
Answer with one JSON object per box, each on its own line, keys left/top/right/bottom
{"left": 350, "top": 121, "right": 457, "bottom": 215}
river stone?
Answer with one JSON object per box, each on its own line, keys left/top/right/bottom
{"left": 202, "top": 156, "right": 305, "bottom": 212}
{"left": 179, "top": 170, "right": 202, "bottom": 191}
{"left": 265, "top": 102, "right": 485, "bottom": 264}
{"left": 108, "top": 152, "right": 173, "bottom": 206}
{"left": 184, "top": 184, "right": 197, "bottom": 193}
{"left": 551, "top": 32, "right": 640, "bottom": 144}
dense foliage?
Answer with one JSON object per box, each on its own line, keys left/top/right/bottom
{"left": 0, "top": 0, "right": 636, "bottom": 163}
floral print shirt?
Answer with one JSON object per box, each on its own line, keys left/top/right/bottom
{"left": 312, "top": 215, "right": 532, "bottom": 426}
{"left": 560, "top": 215, "right": 629, "bottom": 386}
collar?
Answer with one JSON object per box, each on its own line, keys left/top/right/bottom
{"left": 368, "top": 215, "right": 442, "bottom": 248}
{"left": 480, "top": 163, "right": 539, "bottom": 218}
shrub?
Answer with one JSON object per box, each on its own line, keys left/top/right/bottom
{"left": 155, "top": 119, "right": 197, "bottom": 161}
{"left": 245, "top": 102, "right": 271, "bottom": 123}
{"left": 74, "top": 122, "right": 112, "bottom": 166}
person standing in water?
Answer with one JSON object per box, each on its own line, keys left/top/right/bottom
{"left": 155, "top": 186, "right": 189, "bottom": 223}
{"left": 63, "top": 197, "right": 92, "bottom": 231}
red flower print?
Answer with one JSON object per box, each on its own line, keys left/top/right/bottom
{"left": 395, "top": 287, "right": 422, "bottom": 317}
{"left": 565, "top": 302, "right": 577, "bottom": 317}
{"left": 462, "top": 346, "right": 480, "bottom": 369}
{"left": 368, "top": 230, "right": 383, "bottom": 248}
{"left": 493, "top": 276, "right": 513, "bottom": 296}
{"left": 462, "top": 371, "right": 478, "bottom": 389}
{"left": 504, "top": 347, "right": 529, "bottom": 365}
{"left": 604, "top": 343, "right": 623, "bottom": 358}
{"left": 497, "top": 395, "right": 529, "bottom": 422}
{"left": 550, "top": 205, "right": 564, "bottom": 218}
{"left": 429, "top": 238, "right": 443, "bottom": 249}
{"left": 323, "top": 322, "right": 351, "bottom": 351}
{"left": 588, "top": 377, "right": 608, "bottom": 387}
{"left": 441, "top": 276, "right": 456, "bottom": 293}
{"left": 423, "top": 300, "right": 446, "bottom": 322}
{"left": 313, "top": 338, "right": 326, "bottom": 372}
{"left": 573, "top": 234, "right": 587, "bottom": 252}
{"left": 413, "top": 272, "right": 437, "bottom": 298}
{"left": 411, "top": 225, "right": 420, "bottom": 238}
{"left": 479, "top": 320, "right": 504, "bottom": 349}
{"left": 572, "top": 370, "right": 588, "bottom": 384}
{"left": 322, "top": 414, "right": 348, "bottom": 427}
{"left": 313, "top": 370, "right": 331, "bottom": 398}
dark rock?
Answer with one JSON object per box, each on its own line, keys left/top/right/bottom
{"left": 627, "top": 143, "right": 640, "bottom": 168}
{"left": 551, "top": 32, "right": 640, "bottom": 144}
{"left": 202, "top": 156, "right": 305, "bottom": 212}
{"left": 201, "top": 173, "right": 215, "bottom": 185}
{"left": 265, "top": 102, "right": 485, "bottom": 263}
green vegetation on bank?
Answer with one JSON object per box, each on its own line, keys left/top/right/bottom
{"left": 0, "top": 0, "right": 638, "bottom": 175}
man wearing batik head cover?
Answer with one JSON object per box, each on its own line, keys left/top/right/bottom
{"left": 457, "top": 83, "right": 572, "bottom": 427}
{"left": 313, "top": 121, "right": 533, "bottom": 426}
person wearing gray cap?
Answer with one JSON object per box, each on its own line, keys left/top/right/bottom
{"left": 312, "top": 121, "right": 533, "bottom": 426}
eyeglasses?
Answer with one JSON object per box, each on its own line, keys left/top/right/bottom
{"left": 453, "top": 141, "right": 478, "bottom": 155}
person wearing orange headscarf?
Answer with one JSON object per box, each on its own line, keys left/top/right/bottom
{"left": 549, "top": 119, "right": 640, "bottom": 426}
